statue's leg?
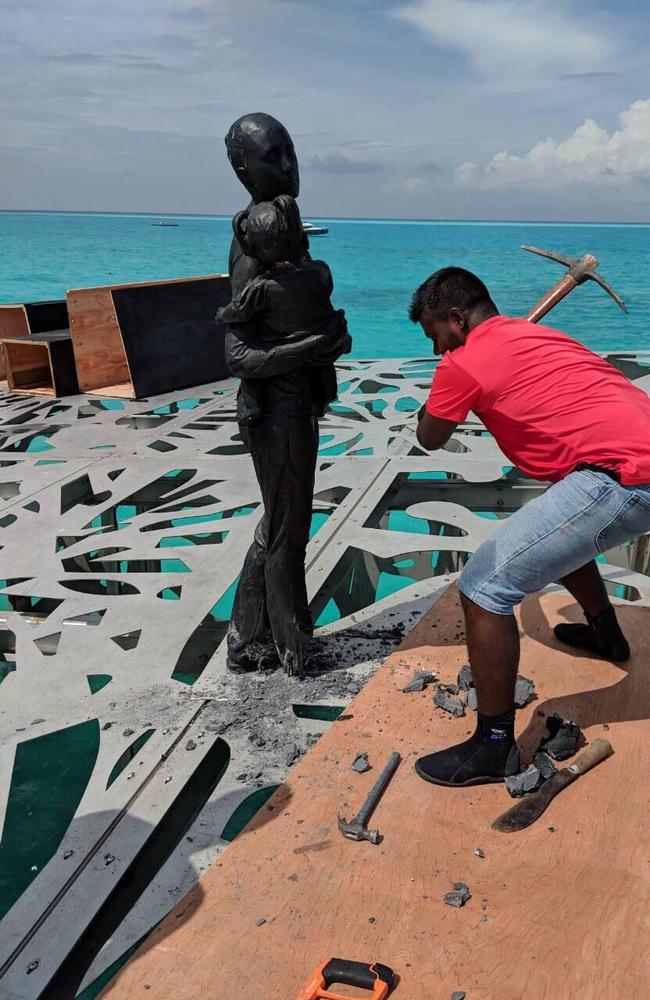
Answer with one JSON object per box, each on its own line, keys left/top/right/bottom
{"left": 263, "top": 414, "right": 319, "bottom": 676}
{"left": 226, "top": 424, "right": 275, "bottom": 672}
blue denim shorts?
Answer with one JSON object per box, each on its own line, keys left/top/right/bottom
{"left": 458, "top": 469, "right": 650, "bottom": 615}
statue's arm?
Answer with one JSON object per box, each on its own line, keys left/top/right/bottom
{"left": 217, "top": 277, "right": 268, "bottom": 325}
{"left": 225, "top": 323, "right": 347, "bottom": 379}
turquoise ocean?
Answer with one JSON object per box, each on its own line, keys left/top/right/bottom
{"left": 1, "top": 211, "right": 650, "bottom": 356}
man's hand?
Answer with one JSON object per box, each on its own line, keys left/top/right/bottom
{"left": 416, "top": 406, "right": 457, "bottom": 450}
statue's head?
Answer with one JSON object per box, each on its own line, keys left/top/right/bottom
{"left": 233, "top": 194, "right": 307, "bottom": 266}
{"left": 225, "top": 112, "right": 299, "bottom": 202}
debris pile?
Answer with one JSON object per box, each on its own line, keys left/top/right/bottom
{"left": 505, "top": 714, "right": 582, "bottom": 798}
{"left": 433, "top": 666, "right": 536, "bottom": 718}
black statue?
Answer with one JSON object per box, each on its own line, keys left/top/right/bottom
{"left": 220, "top": 113, "right": 351, "bottom": 677}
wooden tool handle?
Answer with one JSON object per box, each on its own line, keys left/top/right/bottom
{"left": 525, "top": 273, "right": 577, "bottom": 323}
{"left": 568, "top": 738, "right": 613, "bottom": 776}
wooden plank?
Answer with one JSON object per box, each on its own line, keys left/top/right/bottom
{"left": 101, "top": 588, "right": 650, "bottom": 1000}
{"left": 111, "top": 276, "right": 232, "bottom": 398}
{"left": 66, "top": 287, "right": 132, "bottom": 394}
{"left": 0, "top": 307, "right": 29, "bottom": 379}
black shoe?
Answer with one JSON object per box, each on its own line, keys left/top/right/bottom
{"left": 415, "top": 722, "right": 520, "bottom": 787}
{"left": 554, "top": 605, "right": 630, "bottom": 662}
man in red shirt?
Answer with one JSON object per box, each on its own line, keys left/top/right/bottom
{"left": 411, "top": 267, "right": 650, "bottom": 788}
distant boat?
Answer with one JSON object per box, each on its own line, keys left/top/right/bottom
{"left": 151, "top": 220, "right": 179, "bottom": 227}
{"left": 303, "top": 222, "right": 328, "bottom": 236}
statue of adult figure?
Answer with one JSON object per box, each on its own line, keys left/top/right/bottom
{"left": 222, "top": 112, "right": 350, "bottom": 676}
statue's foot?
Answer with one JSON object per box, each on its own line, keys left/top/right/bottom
{"left": 227, "top": 641, "right": 280, "bottom": 674}
{"left": 554, "top": 605, "right": 630, "bottom": 662}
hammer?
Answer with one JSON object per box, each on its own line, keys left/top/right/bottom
{"left": 338, "top": 751, "right": 401, "bottom": 844}
{"left": 523, "top": 245, "right": 628, "bottom": 323}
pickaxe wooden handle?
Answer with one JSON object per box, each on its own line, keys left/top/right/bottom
{"left": 523, "top": 246, "right": 627, "bottom": 323}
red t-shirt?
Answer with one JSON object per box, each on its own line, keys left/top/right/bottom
{"left": 426, "top": 315, "right": 650, "bottom": 484}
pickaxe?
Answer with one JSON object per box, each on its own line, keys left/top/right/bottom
{"left": 523, "top": 245, "right": 628, "bottom": 323}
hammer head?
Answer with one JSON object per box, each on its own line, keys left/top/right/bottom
{"left": 522, "top": 244, "right": 628, "bottom": 313}
{"left": 338, "top": 814, "right": 382, "bottom": 845}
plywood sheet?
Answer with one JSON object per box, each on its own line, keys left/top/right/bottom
{"left": 101, "top": 588, "right": 650, "bottom": 1000}
{"left": 66, "top": 287, "right": 131, "bottom": 393}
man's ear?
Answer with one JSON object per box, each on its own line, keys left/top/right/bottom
{"left": 448, "top": 307, "right": 467, "bottom": 331}
{"left": 233, "top": 210, "right": 249, "bottom": 249}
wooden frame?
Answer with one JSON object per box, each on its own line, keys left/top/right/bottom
{"left": 0, "top": 300, "right": 69, "bottom": 380}
{"left": 1, "top": 333, "right": 79, "bottom": 397}
{"left": 66, "top": 274, "right": 229, "bottom": 399}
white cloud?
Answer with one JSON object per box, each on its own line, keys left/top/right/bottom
{"left": 455, "top": 99, "right": 650, "bottom": 189}
{"left": 392, "top": 0, "right": 615, "bottom": 88}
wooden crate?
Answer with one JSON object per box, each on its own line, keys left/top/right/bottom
{"left": 66, "top": 275, "right": 232, "bottom": 398}
{"left": 1, "top": 332, "right": 79, "bottom": 397}
{"left": 0, "top": 299, "right": 68, "bottom": 379}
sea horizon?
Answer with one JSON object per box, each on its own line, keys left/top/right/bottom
{"left": 2, "top": 211, "right": 649, "bottom": 357}
{"left": 2, "top": 208, "right": 650, "bottom": 229}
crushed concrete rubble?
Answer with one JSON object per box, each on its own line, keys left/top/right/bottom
{"left": 538, "top": 713, "right": 582, "bottom": 761}
{"left": 434, "top": 684, "right": 465, "bottom": 718}
{"left": 505, "top": 765, "right": 542, "bottom": 798}
{"left": 351, "top": 751, "right": 371, "bottom": 773}
{"left": 443, "top": 882, "right": 471, "bottom": 908}
{"left": 514, "top": 674, "right": 536, "bottom": 707}
{"left": 402, "top": 669, "right": 436, "bottom": 693}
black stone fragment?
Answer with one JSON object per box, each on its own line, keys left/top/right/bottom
{"left": 514, "top": 674, "right": 536, "bottom": 707}
{"left": 505, "top": 764, "right": 542, "bottom": 797}
{"left": 451, "top": 993, "right": 467, "bottom": 1000}
{"left": 533, "top": 751, "right": 557, "bottom": 780}
{"left": 434, "top": 685, "right": 465, "bottom": 718}
{"left": 351, "top": 751, "right": 371, "bottom": 773}
{"left": 457, "top": 665, "right": 473, "bottom": 692}
{"left": 402, "top": 669, "right": 436, "bottom": 693}
{"left": 538, "top": 713, "right": 582, "bottom": 761}
{"left": 443, "top": 882, "right": 471, "bottom": 907}
{"left": 466, "top": 688, "right": 478, "bottom": 712}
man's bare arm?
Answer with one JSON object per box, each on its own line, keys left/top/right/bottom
{"left": 416, "top": 407, "right": 457, "bottom": 450}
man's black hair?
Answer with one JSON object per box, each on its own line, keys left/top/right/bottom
{"left": 409, "top": 266, "right": 495, "bottom": 323}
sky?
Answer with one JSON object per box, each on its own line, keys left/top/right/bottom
{"left": 1, "top": 0, "right": 650, "bottom": 221}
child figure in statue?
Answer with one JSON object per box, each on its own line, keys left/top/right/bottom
{"left": 217, "top": 194, "right": 345, "bottom": 426}
{"left": 220, "top": 112, "right": 352, "bottom": 678}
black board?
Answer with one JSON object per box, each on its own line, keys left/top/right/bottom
{"left": 111, "top": 277, "right": 232, "bottom": 398}
{"left": 25, "top": 299, "right": 69, "bottom": 334}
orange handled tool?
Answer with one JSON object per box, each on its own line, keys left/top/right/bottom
{"left": 297, "top": 958, "right": 395, "bottom": 999}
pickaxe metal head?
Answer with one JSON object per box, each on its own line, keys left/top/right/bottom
{"left": 523, "top": 244, "right": 628, "bottom": 316}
